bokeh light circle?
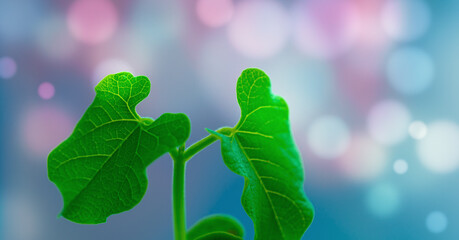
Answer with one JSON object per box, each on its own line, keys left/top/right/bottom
{"left": 22, "top": 106, "right": 74, "bottom": 157}
{"left": 339, "top": 134, "right": 387, "bottom": 181}
{"left": 227, "top": 0, "right": 289, "bottom": 58}
{"left": 387, "top": 47, "right": 434, "bottom": 95}
{"left": 307, "top": 115, "right": 350, "bottom": 160}
{"left": 426, "top": 211, "right": 448, "bottom": 233}
{"left": 292, "top": 0, "right": 361, "bottom": 59}
{"left": 0, "top": 56, "right": 17, "bottom": 79}
{"left": 67, "top": 0, "right": 118, "bottom": 44}
{"left": 417, "top": 121, "right": 459, "bottom": 173}
{"left": 365, "top": 183, "right": 400, "bottom": 218}
{"left": 196, "top": 0, "right": 233, "bottom": 28}
{"left": 409, "top": 121, "right": 428, "bottom": 140}
{"left": 38, "top": 82, "right": 55, "bottom": 100}
{"left": 367, "top": 99, "right": 411, "bottom": 145}
{"left": 393, "top": 159, "right": 408, "bottom": 174}
{"left": 381, "top": 0, "right": 431, "bottom": 41}
{"left": 93, "top": 59, "right": 135, "bottom": 86}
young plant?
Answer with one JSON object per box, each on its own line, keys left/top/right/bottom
{"left": 48, "top": 68, "right": 314, "bottom": 240}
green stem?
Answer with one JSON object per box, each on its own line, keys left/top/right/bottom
{"left": 170, "top": 127, "right": 232, "bottom": 240}
{"left": 173, "top": 155, "right": 186, "bottom": 240}
{"left": 183, "top": 127, "right": 232, "bottom": 162}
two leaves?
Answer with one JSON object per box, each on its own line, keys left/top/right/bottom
{"left": 48, "top": 73, "right": 190, "bottom": 223}
{"left": 48, "top": 69, "right": 314, "bottom": 239}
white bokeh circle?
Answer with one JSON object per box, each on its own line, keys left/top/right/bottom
{"left": 393, "top": 159, "right": 408, "bottom": 174}
{"left": 381, "top": 0, "right": 431, "bottom": 41}
{"left": 93, "top": 58, "right": 135, "bottom": 86}
{"left": 227, "top": 0, "right": 289, "bottom": 58}
{"left": 339, "top": 134, "right": 388, "bottom": 181}
{"left": 409, "top": 121, "right": 428, "bottom": 140}
{"left": 367, "top": 99, "right": 411, "bottom": 145}
{"left": 417, "top": 121, "right": 459, "bottom": 173}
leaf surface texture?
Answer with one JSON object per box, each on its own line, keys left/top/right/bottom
{"left": 48, "top": 72, "right": 190, "bottom": 224}
{"left": 187, "top": 214, "right": 244, "bottom": 240}
{"left": 209, "top": 68, "right": 314, "bottom": 239}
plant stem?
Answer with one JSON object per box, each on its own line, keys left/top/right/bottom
{"left": 172, "top": 154, "right": 186, "bottom": 240}
{"left": 183, "top": 127, "right": 232, "bottom": 162}
{"left": 170, "top": 127, "right": 232, "bottom": 239}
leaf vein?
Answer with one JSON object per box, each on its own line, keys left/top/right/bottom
{"left": 63, "top": 126, "right": 140, "bottom": 211}
{"left": 55, "top": 154, "right": 111, "bottom": 170}
{"left": 236, "top": 130, "right": 273, "bottom": 139}
{"left": 234, "top": 137, "right": 286, "bottom": 239}
{"left": 267, "top": 190, "right": 306, "bottom": 225}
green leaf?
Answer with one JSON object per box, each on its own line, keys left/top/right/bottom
{"left": 209, "top": 68, "right": 314, "bottom": 239}
{"left": 47, "top": 72, "right": 190, "bottom": 224}
{"left": 187, "top": 215, "right": 244, "bottom": 240}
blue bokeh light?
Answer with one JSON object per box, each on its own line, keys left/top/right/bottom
{"left": 386, "top": 47, "right": 434, "bottom": 95}
{"left": 426, "top": 211, "right": 448, "bottom": 233}
{"left": 2, "top": 0, "right": 459, "bottom": 239}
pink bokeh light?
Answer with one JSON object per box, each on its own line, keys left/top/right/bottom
{"left": 196, "top": 0, "right": 234, "bottom": 28}
{"left": 0, "top": 56, "right": 17, "bottom": 79}
{"left": 338, "top": 134, "right": 388, "bottom": 181}
{"left": 293, "top": 0, "right": 361, "bottom": 59}
{"left": 227, "top": 0, "right": 289, "bottom": 58}
{"left": 22, "top": 106, "right": 75, "bottom": 157}
{"left": 67, "top": 0, "right": 118, "bottom": 45}
{"left": 38, "top": 82, "right": 55, "bottom": 100}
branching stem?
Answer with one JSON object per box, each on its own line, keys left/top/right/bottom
{"left": 170, "top": 127, "right": 232, "bottom": 240}
{"left": 183, "top": 127, "right": 232, "bottom": 162}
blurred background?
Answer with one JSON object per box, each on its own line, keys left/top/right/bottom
{"left": 1, "top": 0, "right": 458, "bottom": 239}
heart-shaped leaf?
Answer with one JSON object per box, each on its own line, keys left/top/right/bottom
{"left": 209, "top": 68, "right": 314, "bottom": 239}
{"left": 48, "top": 72, "right": 190, "bottom": 224}
{"left": 187, "top": 214, "right": 244, "bottom": 240}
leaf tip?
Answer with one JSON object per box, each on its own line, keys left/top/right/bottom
{"left": 241, "top": 68, "right": 267, "bottom": 76}
{"left": 206, "top": 128, "right": 224, "bottom": 138}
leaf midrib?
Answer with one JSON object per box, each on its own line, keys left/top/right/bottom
{"left": 233, "top": 135, "right": 285, "bottom": 239}
{"left": 232, "top": 117, "right": 308, "bottom": 238}
{"left": 55, "top": 119, "right": 140, "bottom": 171}
{"left": 63, "top": 124, "right": 141, "bottom": 213}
